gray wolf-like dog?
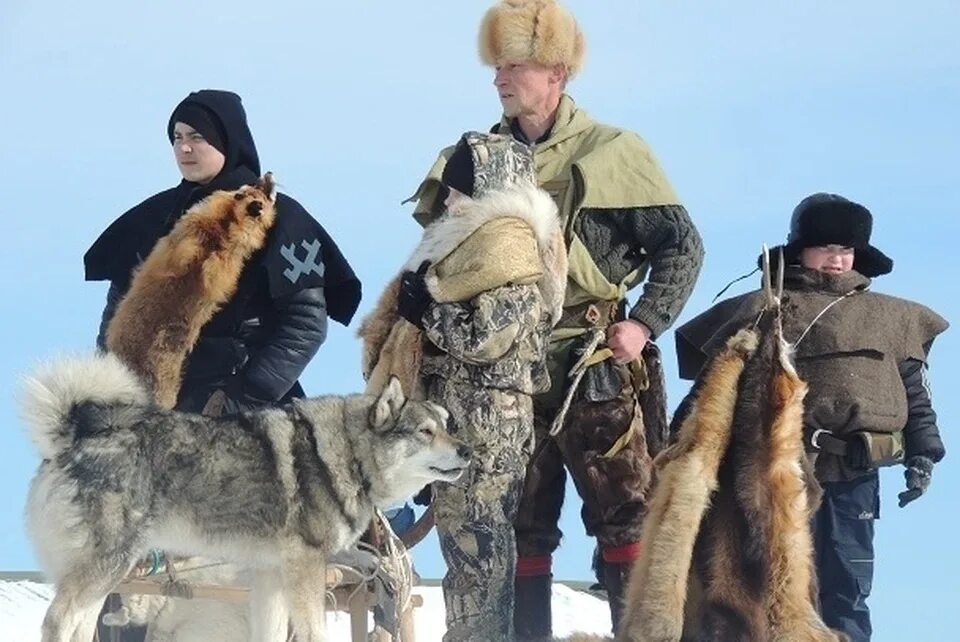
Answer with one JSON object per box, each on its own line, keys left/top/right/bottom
{"left": 20, "top": 354, "right": 470, "bottom": 642}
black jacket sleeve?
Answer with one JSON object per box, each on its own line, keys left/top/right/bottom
{"left": 240, "top": 287, "right": 328, "bottom": 402}
{"left": 95, "top": 282, "right": 126, "bottom": 352}
{"left": 900, "top": 358, "right": 945, "bottom": 462}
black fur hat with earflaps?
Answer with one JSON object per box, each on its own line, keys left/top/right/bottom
{"left": 764, "top": 192, "right": 893, "bottom": 277}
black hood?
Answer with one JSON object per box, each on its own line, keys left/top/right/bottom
{"left": 167, "top": 90, "right": 261, "bottom": 176}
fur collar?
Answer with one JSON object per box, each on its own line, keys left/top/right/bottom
{"left": 404, "top": 183, "right": 560, "bottom": 271}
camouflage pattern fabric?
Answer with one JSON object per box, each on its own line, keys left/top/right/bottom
{"left": 462, "top": 131, "right": 537, "bottom": 197}
{"left": 420, "top": 283, "right": 550, "bottom": 395}
{"left": 428, "top": 378, "right": 534, "bottom": 642}
{"left": 515, "top": 359, "right": 653, "bottom": 556}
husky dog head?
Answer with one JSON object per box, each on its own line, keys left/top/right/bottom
{"left": 367, "top": 378, "right": 471, "bottom": 503}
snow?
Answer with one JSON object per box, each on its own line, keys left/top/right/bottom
{"left": 0, "top": 580, "right": 612, "bottom": 641}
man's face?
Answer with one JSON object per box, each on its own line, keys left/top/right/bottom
{"left": 493, "top": 61, "right": 564, "bottom": 118}
{"left": 800, "top": 245, "right": 855, "bottom": 274}
{"left": 172, "top": 122, "right": 226, "bottom": 184}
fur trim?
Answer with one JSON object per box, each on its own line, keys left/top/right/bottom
{"left": 408, "top": 183, "right": 566, "bottom": 324}
{"left": 359, "top": 183, "right": 565, "bottom": 398}
{"left": 478, "top": 0, "right": 586, "bottom": 77}
{"left": 106, "top": 175, "right": 278, "bottom": 408}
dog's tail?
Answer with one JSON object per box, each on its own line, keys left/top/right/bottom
{"left": 19, "top": 353, "right": 150, "bottom": 458}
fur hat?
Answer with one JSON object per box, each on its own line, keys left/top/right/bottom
{"left": 478, "top": 0, "right": 585, "bottom": 77}
{"left": 769, "top": 193, "right": 893, "bottom": 277}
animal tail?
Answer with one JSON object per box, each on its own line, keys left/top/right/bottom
{"left": 19, "top": 352, "right": 149, "bottom": 459}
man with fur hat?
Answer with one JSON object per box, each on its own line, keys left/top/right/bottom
{"left": 675, "top": 193, "right": 948, "bottom": 642}
{"left": 361, "top": 131, "right": 566, "bottom": 641}
{"left": 406, "top": 1, "right": 704, "bottom": 636}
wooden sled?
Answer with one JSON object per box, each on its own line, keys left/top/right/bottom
{"left": 103, "top": 510, "right": 421, "bottom": 642}
{"left": 106, "top": 564, "right": 422, "bottom": 642}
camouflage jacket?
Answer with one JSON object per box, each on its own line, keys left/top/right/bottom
{"left": 420, "top": 283, "right": 551, "bottom": 395}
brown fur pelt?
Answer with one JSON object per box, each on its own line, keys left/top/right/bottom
{"left": 618, "top": 328, "right": 759, "bottom": 642}
{"left": 356, "top": 274, "right": 425, "bottom": 399}
{"left": 105, "top": 174, "right": 278, "bottom": 408}
{"left": 691, "top": 310, "right": 840, "bottom": 642}
{"left": 617, "top": 300, "right": 843, "bottom": 642}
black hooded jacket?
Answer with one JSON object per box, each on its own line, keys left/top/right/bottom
{"left": 84, "top": 90, "right": 361, "bottom": 413}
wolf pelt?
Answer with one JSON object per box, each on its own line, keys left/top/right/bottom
{"left": 21, "top": 353, "right": 470, "bottom": 642}
{"left": 358, "top": 183, "right": 566, "bottom": 396}
{"left": 105, "top": 173, "right": 278, "bottom": 409}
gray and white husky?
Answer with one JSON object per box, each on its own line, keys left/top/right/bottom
{"left": 20, "top": 353, "right": 470, "bottom": 642}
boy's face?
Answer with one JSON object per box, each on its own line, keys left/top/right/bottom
{"left": 800, "top": 245, "right": 855, "bottom": 274}
{"left": 172, "top": 122, "right": 225, "bottom": 185}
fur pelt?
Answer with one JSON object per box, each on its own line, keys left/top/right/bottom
{"left": 479, "top": 0, "right": 586, "bottom": 77}
{"left": 617, "top": 301, "right": 842, "bottom": 642}
{"left": 619, "top": 328, "right": 759, "bottom": 642}
{"left": 105, "top": 174, "right": 277, "bottom": 408}
{"left": 358, "top": 183, "right": 565, "bottom": 397}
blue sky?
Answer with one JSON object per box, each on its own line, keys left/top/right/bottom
{"left": 1, "top": 1, "right": 957, "bottom": 639}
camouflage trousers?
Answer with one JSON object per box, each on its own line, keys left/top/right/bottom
{"left": 515, "top": 358, "right": 657, "bottom": 557}
{"left": 427, "top": 378, "right": 534, "bottom": 642}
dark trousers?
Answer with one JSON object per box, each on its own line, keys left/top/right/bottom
{"left": 812, "top": 471, "right": 879, "bottom": 642}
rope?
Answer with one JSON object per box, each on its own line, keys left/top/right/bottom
{"left": 324, "top": 510, "right": 416, "bottom": 636}
{"left": 548, "top": 327, "right": 609, "bottom": 437}
{"left": 792, "top": 289, "right": 862, "bottom": 348}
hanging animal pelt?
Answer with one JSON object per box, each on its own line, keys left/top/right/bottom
{"left": 614, "top": 248, "right": 845, "bottom": 642}
{"left": 106, "top": 174, "right": 278, "bottom": 408}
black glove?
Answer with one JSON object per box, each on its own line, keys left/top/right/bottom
{"left": 898, "top": 455, "right": 935, "bottom": 507}
{"left": 413, "top": 484, "right": 433, "bottom": 506}
{"left": 217, "top": 375, "right": 270, "bottom": 416}
{"left": 397, "top": 261, "right": 433, "bottom": 329}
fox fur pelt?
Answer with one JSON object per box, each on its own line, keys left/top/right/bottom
{"left": 105, "top": 174, "right": 278, "bottom": 408}
{"left": 358, "top": 183, "right": 566, "bottom": 397}
{"left": 615, "top": 293, "right": 843, "bottom": 641}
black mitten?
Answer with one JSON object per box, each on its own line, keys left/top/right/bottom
{"left": 397, "top": 261, "right": 433, "bottom": 329}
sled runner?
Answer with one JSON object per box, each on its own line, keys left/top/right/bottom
{"left": 104, "top": 513, "right": 422, "bottom": 642}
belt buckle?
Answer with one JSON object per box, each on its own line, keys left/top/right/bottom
{"left": 810, "top": 428, "right": 827, "bottom": 451}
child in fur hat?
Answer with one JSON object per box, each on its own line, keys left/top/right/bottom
{"left": 676, "top": 193, "right": 948, "bottom": 642}
{"left": 360, "top": 131, "right": 566, "bottom": 642}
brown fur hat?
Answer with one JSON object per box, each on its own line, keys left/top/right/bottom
{"left": 478, "top": 0, "right": 585, "bottom": 77}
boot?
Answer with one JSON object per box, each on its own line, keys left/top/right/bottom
{"left": 601, "top": 559, "right": 631, "bottom": 635}
{"left": 514, "top": 574, "right": 553, "bottom": 641}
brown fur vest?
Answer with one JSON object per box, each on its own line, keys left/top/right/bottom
{"left": 620, "top": 308, "right": 843, "bottom": 642}
{"left": 105, "top": 174, "right": 278, "bottom": 408}
{"left": 358, "top": 184, "right": 567, "bottom": 397}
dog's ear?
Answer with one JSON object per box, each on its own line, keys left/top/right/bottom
{"left": 258, "top": 172, "right": 277, "bottom": 203}
{"left": 371, "top": 376, "right": 406, "bottom": 429}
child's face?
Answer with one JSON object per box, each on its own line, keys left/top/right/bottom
{"left": 800, "top": 245, "right": 855, "bottom": 275}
